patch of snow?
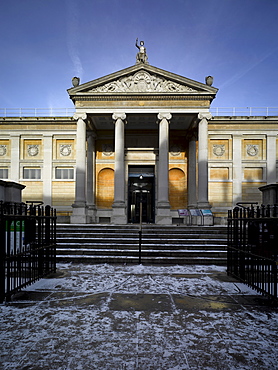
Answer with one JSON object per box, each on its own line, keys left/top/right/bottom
{"left": 0, "top": 263, "right": 277, "bottom": 370}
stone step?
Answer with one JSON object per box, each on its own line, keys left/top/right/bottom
{"left": 56, "top": 233, "right": 227, "bottom": 240}
{"left": 55, "top": 224, "right": 227, "bottom": 265}
{"left": 56, "top": 248, "right": 226, "bottom": 257}
{"left": 56, "top": 225, "right": 226, "bottom": 233}
{"left": 56, "top": 255, "right": 227, "bottom": 265}
{"left": 57, "top": 240, "right": 226, "bottom": 246}
{"left": 57, "top": 243, "right": 226, "bottom": 250}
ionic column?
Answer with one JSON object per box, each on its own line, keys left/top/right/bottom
{"left": 71, "top": 113, "right": 89, "bottom": 223}
{"left": 112, "top": 113, "right": 127, "bottom": 224}
{"left": 157, "top": 112, "right": 171, "bottom": 224}
{"left": 87, "top": 131, "right": 97, "bottom": 222}
{"left": 232, "top": 134, "right": 242, "bottom": 206}
{"left": 188, "top": 135, "right": 197, "bottom": 208}
{"left": 266, "top": 134, "right": 277, "bottom": 184}
{"left": 197, "top": 113, "right": 211, "bottom": 209}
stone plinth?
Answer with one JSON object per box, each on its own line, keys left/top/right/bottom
{"left": 0, "top": 180, "right": 25, "bottom": 203}
{"left": 111, "top": 203, "right": 127, "bottom": 224}
{"left": 70, "top": 203, "right": 90, "bottom": 224}
{"left": 259, "top": 184, "right": 278, "bottom": 205}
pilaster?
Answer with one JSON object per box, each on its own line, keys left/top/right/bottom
{"left": 43, "top": 134, "right": 53, "bottom": 206}
{"left": 87, "top": 131, "right": 97, "bottom": 222}
{"left": 10, "top": 134, "right": 20, "bottom": 182}
{"left": 266, "top": 134, "right": 277, "bottom": 184}
{"left": 188, "top": 135, "right": 197, "bottom": 208}
{"left": 197, "top": 113, "right": 211, "bottom": 209}
{"left": 232, "top": 134, "right": 242, "bottom": 206}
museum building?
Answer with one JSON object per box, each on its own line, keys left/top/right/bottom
{"left": 0, "top": 46, "right": 277, "bottom": 224}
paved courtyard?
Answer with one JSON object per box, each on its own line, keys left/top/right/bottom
{"left": 0, "top": 263, "right": 277, "bottom": 370}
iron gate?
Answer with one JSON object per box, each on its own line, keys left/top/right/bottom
{"left": 0, "top": 201, "right": 56, "bottom": 302}
{"left": 227, "top": 204, "right": 278, "bottom": 300}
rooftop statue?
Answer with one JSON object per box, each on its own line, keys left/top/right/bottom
{"left": 135, "top": 38, "right": 148, "bottom": 64}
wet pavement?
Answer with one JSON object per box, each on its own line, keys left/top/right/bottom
{"left": 0, "top": 263, "right": 277, "bottom": 370}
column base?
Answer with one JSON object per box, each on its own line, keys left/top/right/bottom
{"left": 70, "top": 202, "right": 90, "bottom": 224}
{"left": 87, "top": 204, "right": 97, "bottom": 223}
{"left": 156, "top": 202, "right": 171, "bottom": 224}
{"left": 197, "top": 201, "right": 211, "bottom": 209}
{"left": 188, "top": 204, "right": 198, "bottom": 210}
{"left": 112, "top": 202, "right": 127, "bottom": 224}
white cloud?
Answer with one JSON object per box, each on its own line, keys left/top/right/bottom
{"left": 66, "top": 0, "right": 84, "bottom": 80}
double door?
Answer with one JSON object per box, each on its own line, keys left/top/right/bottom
{"left": 128, "top": 167, "right": 155, "bottom": 223}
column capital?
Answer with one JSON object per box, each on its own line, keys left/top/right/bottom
{"left": 87, "top": 130, "right": 97, "bottom": 139}
{"left": 73, "top": 112, "right": 87, "bottom": 121}
{"left": 112, "top": 112, "right": 126, "bottom": 122}
{"left": 198, "top": 112, "right": 212, "bottom": 121}
{"left": 157, "top": 112, "right": 172, "bottom": 121}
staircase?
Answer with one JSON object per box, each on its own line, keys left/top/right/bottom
{"left": 56, "top": 224, "right": 227, "bottom": 265}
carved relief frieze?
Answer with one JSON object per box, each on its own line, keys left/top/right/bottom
{"left": 89, "top": 71, "right": 198, "bottom": 93}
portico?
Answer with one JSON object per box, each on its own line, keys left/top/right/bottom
{"left": 68, "top": 59, "right": 217, "bottom": 224}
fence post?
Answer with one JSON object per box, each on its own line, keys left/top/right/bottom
{"left": 45, "top": 205, "right": 51, "bottom": 272}
{"left": 45, "top": 205, "right": 51, "bottom": 244}
{"left": 37, "top": 205, "right": 43, "bottom": 276}
{"left": 0, "top": 211, "right": 5, "bottom": 303}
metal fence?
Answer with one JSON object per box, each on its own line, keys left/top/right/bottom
{"left": 0, "top": 202, "right": 56, "bottom": 302}
{"left": 210, "top": 107, "right": 278, "bottom": 116}
{"left": 227, "top": 204, "right": 278, "bottom": 300}
{"left": 1, "top": 107, "right": 278, "bottom": 118}
{"left": 0, "top": 108, "right": 75, "bottom": 117}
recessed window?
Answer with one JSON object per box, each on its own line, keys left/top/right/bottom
{"left": 55, "top": 167, "right": 74, "bottom": 179}
{"left": 23, "top": 168, "right": 41, "bottom": 179}
{"left": 0, "top": 168, "right": 8, "bottom": 179}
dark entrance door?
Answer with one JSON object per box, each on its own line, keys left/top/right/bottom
{"left": 128, "top": 166, "right": 155, "bottom": 223}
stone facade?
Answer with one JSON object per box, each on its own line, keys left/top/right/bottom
{"left": 0, "top": 63, "right": 277, "bottom": 224}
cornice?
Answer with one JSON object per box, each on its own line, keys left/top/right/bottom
{"left": 72, "top": 94, "right": 215, "bottom": 102}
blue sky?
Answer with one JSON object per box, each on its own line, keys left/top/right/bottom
{"left": 1, "top": 0, "right": 278, "bottom": 110}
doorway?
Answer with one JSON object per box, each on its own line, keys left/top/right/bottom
{"left": 128, "top": 166, "right": 155, "bottom": 223}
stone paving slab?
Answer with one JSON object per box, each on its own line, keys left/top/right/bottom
{"left": 0, "top": 263, "right": 277, "bottom": 370}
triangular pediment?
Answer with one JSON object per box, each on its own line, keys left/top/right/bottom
{"left": 68, "top": 64, "right": 218, "bottom": 96}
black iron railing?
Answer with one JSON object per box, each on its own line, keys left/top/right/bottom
{"left": 0, "top": 202, "right": 56, "bottom": 302}
{"left": 227, "top": 204, "right": 278, "bottom": 300}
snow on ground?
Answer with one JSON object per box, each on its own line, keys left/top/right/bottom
{"left": 0, "top": 263, "right": 277, "bottom": 370}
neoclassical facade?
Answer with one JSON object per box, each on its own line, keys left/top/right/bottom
{"left": 1, "top": 56, "right": 278, "bottom": 224}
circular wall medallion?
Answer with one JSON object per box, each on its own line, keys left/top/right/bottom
{"left": 247, "top": 145, "right": 259, "bottom": 156}
{"left": 27, "top": 145, "right": 39, "bottom": 156}
{"left": 213, "top": 144, "right": 225, "bottom": 157}
{"left": 0, "top": 145, "right": 7, "bottom": 156}
{"left": 60, "top": 144, "right": 72, "bottom": 156}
